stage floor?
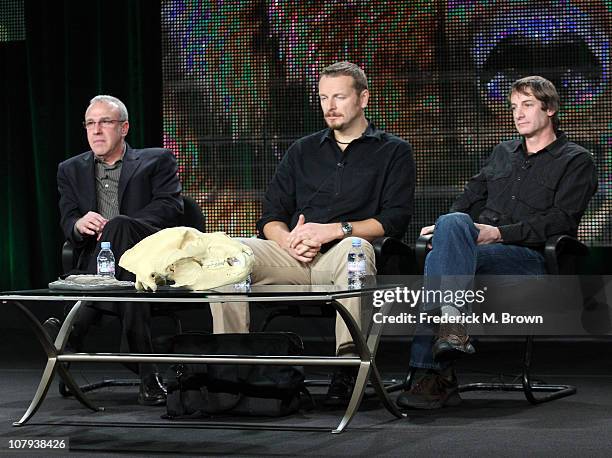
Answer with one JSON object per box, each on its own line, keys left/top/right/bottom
{"left": 1, "top": 334, "right": 612, "bottom": 456}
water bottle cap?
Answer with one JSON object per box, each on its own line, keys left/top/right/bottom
{"left": 351, "top": 238, "right": 362, "bottom": 247}
{"left": 101, "top": 241, "right": 111, "bottom": 249}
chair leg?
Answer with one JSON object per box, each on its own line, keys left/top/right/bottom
{"left": 60, "top": 378, "right": 140, "bottom": 397}
{"left": 459, "top": 336, "right": 576, "bottom": 403}
{"left": 521, "top": 336, "right": 576, "bottom": 404}
{"left": 385, "top": 366, "right": 417, "bottom": 393}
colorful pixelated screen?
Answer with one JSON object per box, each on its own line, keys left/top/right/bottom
{"left": 161, "top": 1, "right": 612, "bottom": 246}
{"left": 0, "top": 0, "right": 24, "bottom": 41}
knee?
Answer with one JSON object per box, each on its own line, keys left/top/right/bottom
{"left": 237, "top": 237, "right": 266, "bottom": 254}
{"left": 102, "top": 215, "right": 134, "bottom": 236}
{"left": 337, "top": 237, "right": 373, "bottom": 255}
{"left": 434, "top": 212, "right": 473, "bottom": 234}
{"left": 361, "top": 239, "right": 375, "bottom": 261}
{"left": 337, "top": 237, "right": 375, "bottom": 268}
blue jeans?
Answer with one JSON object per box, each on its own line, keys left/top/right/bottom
{"left": 409, "top": 212, "right": 547, "bottom": 370}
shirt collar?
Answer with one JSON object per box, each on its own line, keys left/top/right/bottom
{"left": 516, "top": 131, "right": 568, "bottom": 158}
{"left": 94, "top": 143, "right": 126, "bottom": 165}
{"left": 319, "top": 120, "right": 383, "bottom": 145}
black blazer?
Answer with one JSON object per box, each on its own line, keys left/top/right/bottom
{"left": 57, "top": 144, "right": 183, "bottom": 247}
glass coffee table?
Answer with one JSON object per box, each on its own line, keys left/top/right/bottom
{"left": 1, "top": 284, "right": 405, "bottom": 433}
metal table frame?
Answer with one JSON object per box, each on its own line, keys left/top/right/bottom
{"left": 2, "top": 286, "right": 405, "bottom": 433}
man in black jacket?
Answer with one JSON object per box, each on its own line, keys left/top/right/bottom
{"left": 397, "top": 76, "right": 598, "bottom": 410}
{"left": 46, "top": 95, "right": 183, "bottom": 405}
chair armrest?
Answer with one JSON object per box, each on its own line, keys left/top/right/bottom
{"left": 371, "top": 237, "right": 415, "bottom": 275}
{"left": 61, "top": 240, "right": 75, "bottom": 275}
{"left": 415, "top": 234, "right": 433, "bottom": 273}
{"left": 544, "top": 235, "right": 589, "bottom": 275}
{"left": 414, "top": 233, "right": 588, "bottom": 275}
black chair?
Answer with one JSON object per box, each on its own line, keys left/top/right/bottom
{"left": 398, "top": 233, "right": 588, "bottom": 404}
{"left": 58, "top": 195, "right": 206, "bottom": 396}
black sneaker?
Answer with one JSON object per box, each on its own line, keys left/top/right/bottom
{"left": 396, "top": 370, "right": 461, "bottom": 410}
{"left": 324, "top": 368, "right": 356, "bottom": 406}
{"left": 43, "top": 317, "right": 74, "bottom": 397}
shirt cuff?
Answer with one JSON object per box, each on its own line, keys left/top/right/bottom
{"left": 72, "top": 223, "right": 84, "bottom": 242}
{"left": 497, "top": 223, "right": 522, "bottom": 244}
{"left": 256, "top": 215, "right": 291, "bottom": 238}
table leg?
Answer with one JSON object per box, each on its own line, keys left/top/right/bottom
{"left": 332, "top": 360, "right": 371, "bottom": 434}
{"left": 368, "top": 362, "right": 404, "bottom": 419}
{"left": 366, "top": 298, "right": 406, "bottom": 419}
{"left": 53, "top": 300, "right": 104, "bottom": 412}
{"left": 330, "top": 297, "right": 405, "bottom": 433}
{"left": 12, "top": 357, "right": 58, "bottom": 426}
{"left": 55, "top": 299, "right": 83, "bottom": 351}
{"left": 8, "top": 300, "right": 101, "bottom": 427}
{"left": 55, "top": 361, "right": 104, "bottom": 412}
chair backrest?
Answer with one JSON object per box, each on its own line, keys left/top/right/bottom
{"left": 373, "top": 236, "right": 417, "bottom": 275}
{"left": 180, "top": 195, "right": 206, "bottom": 232}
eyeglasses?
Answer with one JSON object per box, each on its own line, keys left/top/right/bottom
{"left": 83, "top": 119, "right": 125, "bottom": 130}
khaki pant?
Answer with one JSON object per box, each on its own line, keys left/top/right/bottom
{"left": 210, "top": 237, "right": 376, "bottom": 354}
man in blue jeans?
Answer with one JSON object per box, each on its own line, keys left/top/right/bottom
{"left": 396, "top": 76, "right": 598, "bottom": 409}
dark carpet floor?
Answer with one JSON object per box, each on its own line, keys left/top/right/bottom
{"left": 1, "top": 333, "right": 612, "bottom": 456}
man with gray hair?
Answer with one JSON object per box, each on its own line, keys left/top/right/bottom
{"left": 44, "top": 95, "right": 183, "bottom": 406}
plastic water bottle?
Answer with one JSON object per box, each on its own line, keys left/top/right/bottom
{"left": 233, "top": 273, "right": 252, "bottom": 292}
{"left": 231, "top": 256, "right": 251, "bottom": 291}
{"left": 347, "top": 239, "right": 366, "bottom": 289}
{"left": 96, "top": 241, "right": 116, "bottom": 277}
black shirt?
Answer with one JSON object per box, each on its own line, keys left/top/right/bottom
{"left": 257, "top": 122, "right": 415, "bottom": 241}
{"left": 451, "top": 132, "right": 598, "bottom": 247}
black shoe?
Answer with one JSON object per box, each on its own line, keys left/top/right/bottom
{"left": 138, "top": 373, "right": 167, "bottom": 406}
{"left": 42, "top": 317, "right": 62, "bottom": 344}
{"left": 432, "top": 323, "right": 475, "bottom": 363}
{"left": 324, "top": 368, "right": 356, "bottom": 406}
{"left": 396, "top": 370, "right": 461, "bottom": 410}
{"left": 43, "top": 317, "right": 77, "bottom": 352}
{"left": 43, "top": 317, "right": 75, "bottom": 396}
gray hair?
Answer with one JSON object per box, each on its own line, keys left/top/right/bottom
{"left": 88, "top": 95, "right": 129, "bottom": 121}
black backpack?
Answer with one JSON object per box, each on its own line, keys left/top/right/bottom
{"left": 163, "top": 332, "right": 310, "bottom": 419}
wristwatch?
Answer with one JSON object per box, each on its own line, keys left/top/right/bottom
{"left": 340, "top": 221, "right": 353, "bottom": 237}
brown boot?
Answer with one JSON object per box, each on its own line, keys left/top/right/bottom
{"left": 432, "top": 322, "right": 475, "bottom": 362}
{"left": 396, "top": 369, "right": 461, "bottom": 410}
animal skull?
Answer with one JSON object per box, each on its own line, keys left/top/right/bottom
{"left": 119, "top": 227, "right": 254, "bottom": 291}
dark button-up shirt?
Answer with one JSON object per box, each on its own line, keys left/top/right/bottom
{"left": 451, "top": 132, "right": 598, "bottom": 247}
{"left": 257, "top": 122, "right": 415, "bottom": 241}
